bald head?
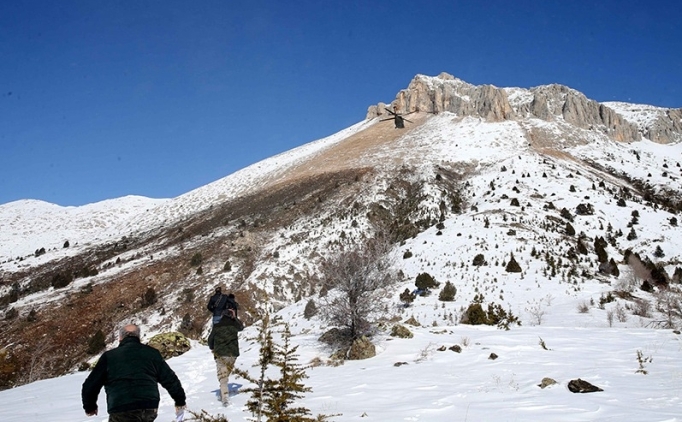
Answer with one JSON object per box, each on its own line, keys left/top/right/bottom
{"left": 119, "top": 324, "right": 141, "bottom": 341}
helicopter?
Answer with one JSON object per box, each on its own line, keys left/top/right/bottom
{"left": 380, "top": 106, "right": 417, "bottom": 129}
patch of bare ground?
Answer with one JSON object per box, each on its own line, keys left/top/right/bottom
{"left": 259, "top": 114, "right": 429, "bottom": 189}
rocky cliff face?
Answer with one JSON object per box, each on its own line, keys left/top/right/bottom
{"left": 644, "top": 108, "right": 682, "bottom": 143}
{"left": 367, "top": 72, "right": 681, "bottom": 144}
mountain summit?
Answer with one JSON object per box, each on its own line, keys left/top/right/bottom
{"left": 369, "top": 72, "right": 681, "bottom": 144}
{"left": 1, "top": 73, "right": 682, "bottom": 389}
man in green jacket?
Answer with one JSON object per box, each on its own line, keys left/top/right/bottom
{"left": 208, "top": 308, "right": 244, "bottom": 406}
{"left": 81, "top": 324, "right": 187, "bottom": 421}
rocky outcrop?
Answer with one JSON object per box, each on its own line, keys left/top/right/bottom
{"left": 645, "top": 108, "right": 682, "bottom": 143}
{"left": 366, "top": 73, "right": 681, "bottom": 144}
{"left": 347, "top": 336, "right": 376, "bottom": 360}
{"left": 147, "top": 332, "right": 191, "bottom": 359}
{"left": 366, "top": 72, "right": 513, "bottom": 122}
{"left": 390, "top": 324, "right": 413, "bottom": 338}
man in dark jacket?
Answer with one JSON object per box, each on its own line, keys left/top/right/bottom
{"left": 81, "top": 324, "right": 187, "bottom": 421}
{"left": 207, "top": 287, "right": 239, "bottom": 325}
{"left": 207, "top": 308, "right": 244, "bottom": 406}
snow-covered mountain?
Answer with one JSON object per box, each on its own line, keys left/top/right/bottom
{"left": 1, "top": 73, "right": 682, "bottom": 418}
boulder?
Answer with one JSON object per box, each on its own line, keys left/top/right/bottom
{"left": 347, "top": 336, "right": 376, "bottom": 360}
{"left": 390, "top": 324, "right": 413, "bottom": 339}
{"left": 567, "top": 378, "right": 603, "bottom": 393}
{"left": 318, "top": 327, "right": 351, "bottom": 346}
{"left": 404, "top": 316, "right": 421, "bottom": 327}
{"left": 147, "top": 332, "right": 191, "bottom": 360}
{"left": 538, "top": 377, "right": 558, "bottom": 389}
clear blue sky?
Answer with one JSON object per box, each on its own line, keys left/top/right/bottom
{"left": 1, "top": 1, "right": 680, "bottom": 206}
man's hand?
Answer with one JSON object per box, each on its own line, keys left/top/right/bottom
{"left": 175, "top": 405, "right": 186, "bottom": 421}
{"left": 85, "top": 407, "right": 98, "bottom": 416}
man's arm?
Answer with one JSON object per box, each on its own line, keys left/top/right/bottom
{"left": 81, "top": 353, "right": 108, "bottom": 415}
{"left": 156, "top": 358, "right": 187, "bottom": 408}
{"left": 207, "top": 327, "right": 216, "bottom": 350}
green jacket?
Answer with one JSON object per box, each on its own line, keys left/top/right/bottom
{"left": 81, "top": 336, "right": 186, "bottom": 414}
{"left": 208, "top": 316, "right": 244, "bottom": 357}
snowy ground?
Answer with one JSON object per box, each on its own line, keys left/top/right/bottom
{"left": 2, "top": 296, "right": 681, "bottom": 422}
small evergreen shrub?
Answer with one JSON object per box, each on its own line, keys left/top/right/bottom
{"left": 4, "top": 308, "right": 18, "bottom": 320}
{"left": 143, "top": 287, "right": 157, "bottom": 306}
{"left": 303, "top": 299, "right": 318, "bottom": 319}
{"left": 237, "top": 316, "right": 333, "bottom": 422}
{"left": 185, "top": 410, "right": 229, "bottom": 422}
{"left": 594, "top": 238, "right": 609, "bottom": 263}
{"left": 415, "top": 272, "right": 439, "bottom": 291}
{"left": 438, "top": 282, "right": 456, "bottom": 301}
{"left": 599, "top": 292, "right": 615, "bottom": 308}
{"left": 87, "top": 329, "right": 106, "bottom": 354}
{"left": 472, "top": 254, "right": 487, "bottom": 266}
{"left": 505, "top": 253, "right": 522, "bottom": 273}
{"left": 560, "top": 208, "right": 574, "bottom": 221}
{"left": 190, "top": 252, "right": 203, "bottom": 267}
{"left": 51, "top": 272, "right": 73, "bottom": 289}
{"left": 399, "top": 288, "right": 416, "bottom": 306}
{"left": 627, "top": 227, "right": 637, "bottom": 240}
{"left": 463, "top": 303, "right": 488, "bottom": 325}
{"left": 575, "top": 203, "right": 594, "bottom": 215}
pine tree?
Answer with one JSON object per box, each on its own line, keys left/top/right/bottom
{"left": 505, "top": 253, "right": 522, "bottom": 273}
{"left": 627, "top": 227, "right": 637, "bottom": 240}
{"left": 238, "top": 315, "right": 334, "bottom": 422}
{"left": 87, "top": 329, "right": 106, "bottom": 354}
{"left": 399, "top": 288, "right": 416, "bottom": 306}
{"left": 438, "top": 282, "right": 457, "bottom": 302}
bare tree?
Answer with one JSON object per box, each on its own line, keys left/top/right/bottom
{"left": 615, "top": 269, "right": 641, "bottom": 293}
{"left": 318, "top": 236, "right": 397, "bottom": 341}
{"left": 654, "top": 286, "right": 682, "bottom": 329}
{"left": 525, "top": 299, "right": 547, "bottom": 326}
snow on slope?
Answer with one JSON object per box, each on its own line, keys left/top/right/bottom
{"left": 0, "top": 196, "right": 167, "bottom": 261}
{"left": 114, "top": 120, "right": 376, "bottom": 235}
{"left": 603, "top": 102, "right": 669, "bottom": 132}
{"left": 3, "top": 100, "right": 682, "bottom": 420}
{"left": 2, "top": 298, "right": 682, "bottom": 422}
{"left": 0, "top": 120, "right": 374, "bottom": 267}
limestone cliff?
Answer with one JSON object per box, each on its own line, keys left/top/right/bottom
{"left": 367, "top": 72, "right": 681, "bottom": 144}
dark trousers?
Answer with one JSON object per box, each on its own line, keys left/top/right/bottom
{"left": 108, "top": 408, "right": 158, "bottom": 422}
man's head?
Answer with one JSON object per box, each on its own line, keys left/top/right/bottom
{"left": 119, "top": 324, "right": 141, "bottom": 341}
{"left": 215, "top": 287, "right": 222, "bottom": 294}
{"left": 221, "top": 308, "right": 236, "bottom": 319}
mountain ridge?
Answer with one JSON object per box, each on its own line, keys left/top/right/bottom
{"left": 1, "top": 72, "right": 682, "bottom": 389}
